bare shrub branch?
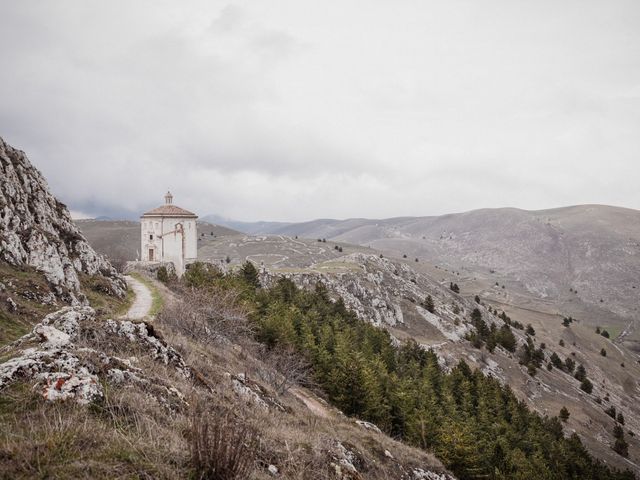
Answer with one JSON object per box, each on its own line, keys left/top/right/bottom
{"left": 259, "top": 346, "right": 312, "bottom": 395}
{"left": 159, "top": 288, "right": 253, "bottom": 345}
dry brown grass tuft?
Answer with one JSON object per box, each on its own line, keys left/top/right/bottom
{"left": 189, "top": 403, "right": 258, "bottom": 480}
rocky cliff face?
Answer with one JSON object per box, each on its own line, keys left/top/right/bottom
{"left": 0, "top": 137, "right": 125, "bottom": 303}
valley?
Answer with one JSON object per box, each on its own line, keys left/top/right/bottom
{"left": 75, "top": 218, "right": 640, "bottom": 475}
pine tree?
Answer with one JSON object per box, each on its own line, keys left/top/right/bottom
{"left": 240, "top": 261, "right": 261, "bottom": 289}
{"left": 424, "top": 294, "right": 435, "bottom": 313}
{"left": 613, "top": 425, "right": 629, "bottom": 457}
{"left": 559, "top": 406, "right": 570, "bottom": 422}
{"left": 564, "top": 357, "right": 575, "bottom": 373}
{"left": 580, "top": 378, "right": 593, "bottom": 394}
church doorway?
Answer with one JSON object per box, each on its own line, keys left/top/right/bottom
{"left": 148, "top": 249, "right": 154, "bottom": 261}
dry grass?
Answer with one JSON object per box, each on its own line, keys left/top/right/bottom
{"left": 189, "top": 403, "right": 258, "bottom": 480}
{"left": 0, "top": 285, "right": 451, "bottom": 480}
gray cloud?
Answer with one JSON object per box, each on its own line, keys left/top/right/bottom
{"left": 1, "top": 0, "right": 639, "bottom": 222}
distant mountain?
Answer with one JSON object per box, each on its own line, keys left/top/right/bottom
{"left": 200, "top": 213, "right": 292, "bottom": 235}
{"left": 209, "top": 205, "right": 640, "bottom": 341}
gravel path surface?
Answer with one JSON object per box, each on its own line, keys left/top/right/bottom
{"left": 122, "top": 275, "right": 153, "bottom": 320}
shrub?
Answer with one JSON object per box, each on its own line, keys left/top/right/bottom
{"left": 189, "top": 406, "right": 258, "bottom": 479}
{"left": 564, "top": 358, "right": 575, "bottom": 373}
{"left": 559, "top": 406, "right": 570, "bottom": 422}
{"left": 580, "top": 378, "right": 593, "bottom": 394}
{"left": 157, "top": 266, "right": 169, "bottom": 283}
{"left": 184, "top": 262, "right": 224, "bottom": 289}
{"left": 550, "top": 352, "right": 563, "bottom": 369}
{"left": 259, "top": 346, "right": 311, "bottom": 395}
{"left": 423, "top": 295, "right": 435, "bottom": 313}
{"left": 600, "top": 348, "right": 607, "bottom": 357}
{"left": 240, "top": 261, "right": 260, "bottom": 289}
{"left": 159, "top": 288, "right": 252, "bottom": 345}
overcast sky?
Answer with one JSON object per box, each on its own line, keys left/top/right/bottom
{"left": 1, "top": 1, "right": 639, "bottom": 221}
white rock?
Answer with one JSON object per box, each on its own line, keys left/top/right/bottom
{"left": 0, "top": 136, "right": 127, "bottom": 300}
{"left": 34, "top": 325, "right": 71, "bottom": 348}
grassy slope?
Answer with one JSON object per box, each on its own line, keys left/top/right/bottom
{"left": 0, "top": 263, "right": 57, "bottom": 346}
{"left": 0, "top": 286, "right": 451, "bottom": 479}
{"left": 0, "top": 262, "right": 133, "bottom": 347}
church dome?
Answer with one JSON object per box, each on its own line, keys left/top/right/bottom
{"left": 141, "top": 192, "right": 197, "bottom": 218}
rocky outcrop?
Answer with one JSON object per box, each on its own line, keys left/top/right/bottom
{"left": 263, "top": 253, "right": 469, "bottom": 331}
{"left": 0, "top": 306, "right": 188, "bottom": 406}
{"left": 0, "top": 137, "right": 125, "bottom": 303}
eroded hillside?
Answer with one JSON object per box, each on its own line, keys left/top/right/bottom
{"left": 193, "top": 232, "right": 640, "bottom": 475}
{"left": 0, "top": 137, "right": 127, "bottom": 344}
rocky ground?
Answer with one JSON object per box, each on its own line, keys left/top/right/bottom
{"left": 223, "top": 206, "right": 640, "bottom": 349}
{"left": 194, "top": 232, "right": 640, "bottom": 475}
{"left": 0, "top": 137, "right": 126, "bottom": 304}
{"left": 0, "top": 276, "right": 455, "bottom": 479}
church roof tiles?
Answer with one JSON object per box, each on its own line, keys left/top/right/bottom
{"left": 141, "top": 204, "right": 197, "bottom": 218}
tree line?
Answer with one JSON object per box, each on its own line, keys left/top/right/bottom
{"left": 183, "top": 262, "right": 635, "bottom": 480}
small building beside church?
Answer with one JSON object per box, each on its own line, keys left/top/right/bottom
{"left": 140, "top": 191, "right": 197, "bottom": 276}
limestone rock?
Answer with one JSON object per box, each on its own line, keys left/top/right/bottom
{"left": 0, "top": 137, "right": 126, "bottom": 302}
{"left": 0, "top": 306, "right": 187, "bottom": 406}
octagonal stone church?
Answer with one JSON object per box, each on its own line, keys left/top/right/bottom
{"left": 140, "top": 191, "right": 198, "bottom": 276}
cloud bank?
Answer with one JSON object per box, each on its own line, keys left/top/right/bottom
{"left": 1, "top": 0, "right": 639, "bottom": 221}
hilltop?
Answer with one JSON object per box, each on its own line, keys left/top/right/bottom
{"left": 205, "top": 206, "right": 640, "bottom": 351}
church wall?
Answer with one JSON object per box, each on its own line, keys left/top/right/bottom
{"left": 140, "top": 216, "right": 197, "bottom": 276}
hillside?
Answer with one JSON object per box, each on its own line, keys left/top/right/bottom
{"left": 220, "top": 206, "right": 640, "bottom": 350}
{"left": 0, "top": 139, "right": 455, "bottom": 479}
{"left": 198, "top": 233, "right": 640, "bottom": 475}
{"left": 74, "top": 213, "right": 640, "bottom": 473}
{"left": 0, "top": 137, "right": 127, "bottom": 344}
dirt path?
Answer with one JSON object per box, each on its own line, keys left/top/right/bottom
{"left": 290, "top": 387, "right": 332, "bottom": 419}
{"left": 122, "top": 275, "right": 153, "bottom": 320}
